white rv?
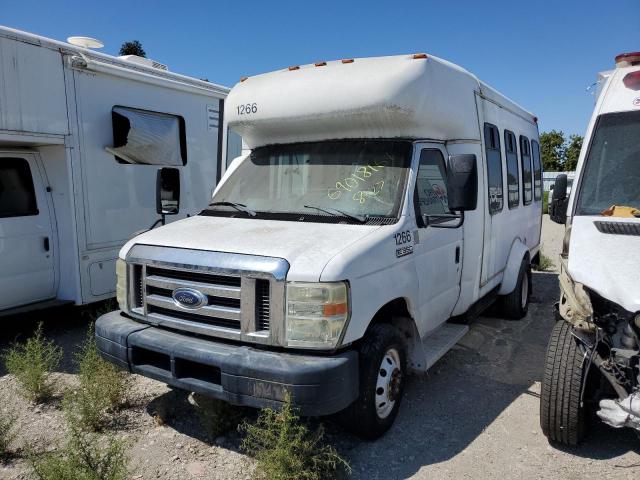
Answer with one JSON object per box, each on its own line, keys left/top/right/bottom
{"left": 97, "top": 53, "right": 542, "bottom": 438}
{"left": 0, "top": 26, "right": 237, "bottom": 315}
{"left": 542, "top": 51, "right": 640, "bottom": 445}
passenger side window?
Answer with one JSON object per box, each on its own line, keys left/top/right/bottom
{"left": 110, "top": 106, "right": 187, "bottom": 166}
{"left": 505, "top": 130, "right": 519, "bottom": 209}
{"left": 415, "top": 149, "right": 449, "bottom": 218}
{"left": 0, "top": 158, "right": 39, "bottom": 218}
{"left": 484, "top": 123, "right": 503, "bottom": 214}
{"left": 520, "top": 136, "right": 532, "bottom": 205}
{"left": 531, "top": 140, "right": 542, "bottom": 202}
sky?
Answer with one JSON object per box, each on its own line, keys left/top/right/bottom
{"left": 3, "top": 0, "right": 639, "bottom": 136}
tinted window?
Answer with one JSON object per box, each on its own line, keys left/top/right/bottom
{"left": 416, "top": 149, "right": 449, "bottom": 217}
{"left": 520, "top": 136, "right": 532, "bottom": 205}
{"left": 531, "top": 139, "right": 542, "bottom": 201}
{"left": 0, "top": 158, "right": 38, "bottom": 218}
{"left": 484, "top": 123, "right": 503, "bottom": 214}
{"left": 505, "top": 130, "right": 519, "bottom": 209}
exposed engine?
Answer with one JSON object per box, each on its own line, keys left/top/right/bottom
{"left": 558, "top": 256, "right": 640, "bottom": 430}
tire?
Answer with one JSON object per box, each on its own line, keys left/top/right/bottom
{"left": 540, "top": 320, "right": 588, "bottom": 445}
{"left": 498, "top": 257, "right": 531, "bottom": 320}
{"left": 340, "top": 323, "right": 406, "bottom": 440}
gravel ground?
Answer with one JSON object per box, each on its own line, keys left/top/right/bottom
{"left": 0, "top": 216, "right": 638, "bottom": 479}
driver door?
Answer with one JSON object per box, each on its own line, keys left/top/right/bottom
{"left": 412, "top": 144, "right": 463, "bottom": 333}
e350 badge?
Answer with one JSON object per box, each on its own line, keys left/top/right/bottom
{"left": 396, "top": 245, "right": 414, "bottom": 258}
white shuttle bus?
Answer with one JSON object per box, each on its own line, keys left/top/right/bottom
{"left": 0, "top": 26, "right": 235, "bottom": 315}
{"left": 542, "top": 51, "right": 640, "bottom": 445}
{"left": 97, "top": 53, "right": 542, "bottom": 438}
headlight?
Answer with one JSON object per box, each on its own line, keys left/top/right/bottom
{"left": 285, "top": 282, "right": 349, "bottom": 349}
{"left": 116, "top": 259, "right": 128, "bottom": 312}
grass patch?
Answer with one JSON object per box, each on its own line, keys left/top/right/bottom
{"left": 0, "top": 408, "right": 18, "bottom": 461}
{"left": 3, "top": 323, "right": 63, "bottom": 403}
{"left": 240, "top": 396, "right": 350, "bottom": 480}
{"left": 534, "top": 252, "right": 555, "bottom": 271}
{"left": 30, "top": 422, "right": 130, "bottom": 480}
{"left": 65, "top": 329, "right": 128, "bottom": 431}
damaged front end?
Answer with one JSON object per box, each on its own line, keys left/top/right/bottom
{"left": 557, "top": 255, "right": 640, "bottom": 432}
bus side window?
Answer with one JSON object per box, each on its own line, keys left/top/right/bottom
{"left": 505, "top": 130, "right": 519, "bottom": 209}
{"left": 484, "top": 123, "right": 504, "bottom": 214}
{"left": 531, "top": 140, "right": 542, "bottom": 202}
{"left": 520, "top": 136, "right": 532, "bottom": 205}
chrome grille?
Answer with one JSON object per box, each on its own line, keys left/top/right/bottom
{"left": 125, "top": 245, "right": 289, "bottom": 347}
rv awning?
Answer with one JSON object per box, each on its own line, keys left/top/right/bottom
{"left": 106, "top": 107, "right": 184, "bottom": 166}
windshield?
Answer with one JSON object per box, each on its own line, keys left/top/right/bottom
{"left": 575, "top": 110, "right": 640, "bottom": 215}
{"left": 206, "top": 140, "right": 412, "bottom": 223}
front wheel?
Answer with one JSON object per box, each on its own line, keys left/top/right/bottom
{"left": 540, "top": 320, "right": 588, "bottom": 445}
{"left": 339, "top": 324, "right": 406, "bottom": 440}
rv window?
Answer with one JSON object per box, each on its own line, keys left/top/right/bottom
{"left": 416, "top": 149, "right": 450, "bottom": 217}
{"left": 109, "top": 107, "right": 187, "bottom": 166}
{"left": 484, "top": 123, "right": 504, "bottom": 214}
{"left": 505, "top": 130, "right": 520, "bottom": 209}
{"left": 520, "top": 136, "right": 533, "bottom": 205}
{"left": 531, "top": 140, "right": 542, "bottom": 201}
{"left": 0, "top": 158, "right": 38, "bottom": 218}
{"left": 575, "top": 110, "right": 640, "bottom": 215}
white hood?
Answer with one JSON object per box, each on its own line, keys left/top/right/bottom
{"left": 120, "top": 215, "right": 381, "bottom": 282}
{"left": 568, "top": 216, "right": 640, "bottom": 313}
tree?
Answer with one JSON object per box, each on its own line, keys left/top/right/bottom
{"left": 564, "top": 134, "right": 583, "bottom": 171}
{"left": 539, "top": 130, "right": 565, "bottom": 171}
{"left": 119, "top": 40, "right": 146, "bottom": 57}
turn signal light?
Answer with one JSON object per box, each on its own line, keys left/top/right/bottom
{"left": 623, "top": 71, "right": 640, "bottom": 91}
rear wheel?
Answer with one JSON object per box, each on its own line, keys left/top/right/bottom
{"left": 540, "top": 320, "right": 588, "bottom": 445}
{"left": 498, "top": 257, "right": 531, "bottom": 319}
{"left": 340, "top": 323, "right": 406, "bottom": 440}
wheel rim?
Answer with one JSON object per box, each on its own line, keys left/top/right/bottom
{"left": 521, "top": 270, "right": 529, "bottom": 310}
{"left": 375, "top": 347, "right": 402, "bottom": 419}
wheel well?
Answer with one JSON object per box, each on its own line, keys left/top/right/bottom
{"left": 370, "top": 298, "right": 411, "bottom": 326}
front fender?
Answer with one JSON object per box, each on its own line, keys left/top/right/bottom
{"left": 498, "top": 240, "right": 529, "bottom": 295}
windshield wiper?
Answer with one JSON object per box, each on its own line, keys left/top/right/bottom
{"left": 208, "top": 201, "right": 257, "bottom": 217}
{"left": 303, "top": 204, "right": 368, "bottom": 223}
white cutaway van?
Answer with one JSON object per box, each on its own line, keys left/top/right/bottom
{"left": 542, "top": 51, "right": 640, "bottom": 445}
{"left": 97, "top": 53, "right": 542, "bottom": 438}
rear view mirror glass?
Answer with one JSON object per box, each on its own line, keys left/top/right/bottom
{"left": 156, "top": 167, "right": 180, "bottom": 215}
{"left": 446, "top": 154, "right": 478, "bottom": 211}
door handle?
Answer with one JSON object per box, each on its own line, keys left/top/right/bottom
{"left": 455, "top": 246, "right": 460, "bottom": 264}
{"left": 44, "top": 236, "right": 50, "bottom": 252}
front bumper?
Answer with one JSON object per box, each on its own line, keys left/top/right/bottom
{"left": 95, "top": 311, "right": 359, "bottom": 416}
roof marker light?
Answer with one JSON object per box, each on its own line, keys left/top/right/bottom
{"left": 288, "top": 65, "right": 300, "bottom": 71}
{"left": 412, "top": 53, "right": 428, "bottom": 59}
{"left": 623, "top": 71, "right": 640, "bottom": 91}
{"left": 240, "top": 76, "right": 248, "bottom": 82}
{"left": 341, "top": 58, "right": 354, "bottom": 64}
{"left": 315, "top": 61, "right": 327, "bottom": 67}
{"left": 615, "top": 52, "right": 640, "bottom": 67}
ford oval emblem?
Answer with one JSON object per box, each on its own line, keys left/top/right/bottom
{"left": 172, "top": 288, "right": 207, "bottom": 309}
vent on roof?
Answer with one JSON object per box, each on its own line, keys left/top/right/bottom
{"left": 119, "top": 54, "right": 168, "bottom": 71}
{"left": 594, "top": 221, "right": 640, "bottom": 236}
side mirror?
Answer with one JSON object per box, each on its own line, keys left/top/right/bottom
{"left": 446, "top": 154, "right": 478, "bottom": 211}
{"left": 156, "top": 167, "right": 180, "bottom": 215}
{"left": 549, "top": 173, "right": 568, "bottom": 224}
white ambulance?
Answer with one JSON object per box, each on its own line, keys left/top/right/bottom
{"left": 97, "top": 53, "right": 542, "bottom": 438}
{"left": 542, "top": 51, "right": 640, "bottom": 445}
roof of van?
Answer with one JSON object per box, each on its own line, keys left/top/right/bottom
{"left": 0, "top": 25, "right": 229, "bottom": 97}
{"left": 226, "top": 53, "right": 536, "bottom": 148}
{"left": 596, "top": 63, "right": 640, "bottom": 115}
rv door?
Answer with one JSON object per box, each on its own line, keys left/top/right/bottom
{"left": 0, "top": 153, "right": 56, "bottom": 310}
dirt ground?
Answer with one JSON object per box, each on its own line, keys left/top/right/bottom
{"left": 1, "top": 216, "right": 639, "bottom": 480}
